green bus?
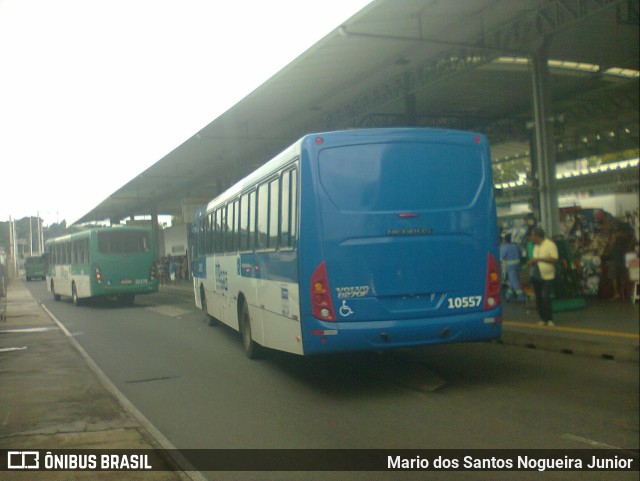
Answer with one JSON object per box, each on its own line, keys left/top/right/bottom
{"left": 25, "top": 255, "right": 47, "bottom": 281}
{"left": 45, "top": 226, "right": 158, "bottom": 305}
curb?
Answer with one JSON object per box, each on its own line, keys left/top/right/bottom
{"left": 501, "top": 323, "right": 640, "bottom": 363}
{"left": 39, "top": 302, "right": 207, "bottom": 481}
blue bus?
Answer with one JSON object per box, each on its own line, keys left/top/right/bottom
{"left": 193, "top": 128, "right": 502, "bottom": 358}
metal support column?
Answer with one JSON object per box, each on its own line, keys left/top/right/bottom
{"left": 530, "top": 41, "right": 559, "bottom": 237}
{"left": 151, "top": 211, "right": 161, "bottom": 260}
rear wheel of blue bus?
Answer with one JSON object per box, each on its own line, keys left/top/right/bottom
{"left": 240, "top": 302, "right": 263, "bottom": 360}
{"left": 200, "top": 287, "right": 218, "bottom": 326}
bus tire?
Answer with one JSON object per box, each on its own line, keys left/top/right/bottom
{"left": 51, "top": 281, "right": 61, "bottom": 301}
{"left": 201, "top": 287, "right": 218, "bottom": 326}
{"left": 240, "top": 302, "right": 263, "bottom": 359}
{"left": 72, "top": 283, "right": 82, "bottom": 306}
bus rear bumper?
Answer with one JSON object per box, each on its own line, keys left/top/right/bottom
{"left": 92, "top": 284, "right": 159, "bottom": 297}
{"left": 301, "top": 309, "right": 502, "bottom": 355}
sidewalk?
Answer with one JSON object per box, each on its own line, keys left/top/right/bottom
{"left": 0, "top": 281, "right": 192, "bottom": 480}
{"left": 501, "top": 297, "right": 639, "bottom": 363}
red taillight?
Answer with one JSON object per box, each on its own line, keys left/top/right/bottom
{"left": 484, "top": 253, "right": 501, "bottom": 310}
{"left": 310, "top": 261, "right": 336, "bottom": 321}
{"left": 94, "top": 265, "right": 102, "bottom": 284}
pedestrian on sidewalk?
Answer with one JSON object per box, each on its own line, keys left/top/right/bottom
{"left": 528, "top": 227, "right": 559, "bottom": 327}
{"left": 500, "top": 233, "right": 525, "bottom": 302}
{"left": 168, "top": 255, "right": 177, "bottom": 284}
{"left": 603, "top": 224, "right": 630, "bottom": 300}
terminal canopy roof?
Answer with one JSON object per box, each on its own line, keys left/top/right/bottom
{"left": 74, "top": 0, "right": 639, "bottom": 225}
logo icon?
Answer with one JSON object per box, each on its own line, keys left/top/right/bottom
{"left": 8, "top": 451, "right": 40, "bottom": 470}
{"left": 339, "top": 300, "right": 354, "bottom": 317}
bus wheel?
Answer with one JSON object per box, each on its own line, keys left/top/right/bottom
{"left": 51, "top": 281, "right": 61, "bottom": 301}
{"left": 201, "top": 287, "right": 218, "bottom": 326}
{"left": 240, "top": 302, "right": 263, "bottom": 359}
{"left": 72, "top": 283, "right": 82, "bottom": 306}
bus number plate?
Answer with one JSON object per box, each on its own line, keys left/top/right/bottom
{"left": 447, "top": 296, "right": 482, "bottom": 309}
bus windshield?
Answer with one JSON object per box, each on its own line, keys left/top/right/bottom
{"left": 97, "top": 231, "right": 150, "bottom": 254}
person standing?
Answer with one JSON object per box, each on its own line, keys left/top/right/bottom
{"left": 500, "top": 234, "right": 525, "bottom": 302}
{"left": 604, "top": 225, "right": 628, "bottom": 300}
{"left": 528, "top": 227, "right": 559, "bottom": 326}
{"left": 168, "top": 255, "right": 177, "bottom": 284}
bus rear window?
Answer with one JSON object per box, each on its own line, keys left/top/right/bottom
{"left": 97, "top": 231, "right": 150, "bottom": 254}
{"left": 318, "top": 142, "right": 484, "bottom": 211}
{"left": 25, "top": 256, "right": 45, "bottom": 265}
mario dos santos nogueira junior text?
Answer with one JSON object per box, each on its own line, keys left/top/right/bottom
{"left": 387, "top": 454, "right": 637, "bottom": 471}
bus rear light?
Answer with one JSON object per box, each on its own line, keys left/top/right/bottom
{"left": 310, "top": 261, "right": 336, "bottom": 321}
{"left": 484, "top": 253, "right": 501, "bottom": 310}
{"left": 94, "top": 265, "right": 103, "bottom": 284}
{"left": 149, "top": 263, "right": 157, "bottom": 281}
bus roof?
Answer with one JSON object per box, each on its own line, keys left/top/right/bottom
{"left": 45, "top": 225, "right": 152, "bottom": 245}
{"left": 200, "top": 127, "right": 486, "bottom": 217}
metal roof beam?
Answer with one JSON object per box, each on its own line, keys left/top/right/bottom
{"left": 299, "top": 0, "right": 629, "bottom": 134}
{"left": 481, "top": 0, "right": 629, "bottom": 52}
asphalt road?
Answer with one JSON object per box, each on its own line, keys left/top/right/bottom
{"left": 25, "top": 281, "right": 639, "bottom": 480}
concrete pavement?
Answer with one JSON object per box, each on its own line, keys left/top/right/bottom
{"left": 1, "top": 279, "right": 638, "bottom": 479}
{"left": 0, "top": 281, "right": 193, "bottom": 480}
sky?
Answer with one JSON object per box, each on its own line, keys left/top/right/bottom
{"left": 0, "top": 0, "right": 373, "bottom": 226}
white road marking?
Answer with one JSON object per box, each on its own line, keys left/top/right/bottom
{"left": 562, "top": 433, "right": 622, "bottom": 449}
{"left": 0, "top": 327, "right": 57, "bottom": 334}
{"left": 0, "top": 346, "right": 28, "bottom": 353}
{"left": 145, "top": 305, "right": 191, "bottom": 317}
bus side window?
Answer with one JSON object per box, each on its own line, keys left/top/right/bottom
{"left": 240, "top": 193, "right": 249, "bottom": 251}
{"left": 281, "top": 168, "right": 297, "bottom": 249}
{"left": 205, "top": 213, "right": 211, "bottom": 255}
{"left": 232, "top": 199, "right": 240, "bottom": 252}
{"left": 215, "top": 209, "right": 223, "bottom": 253}
{"left": 257, "top": 183, "right": 269, "bottom": 250}
{"left": 223, "top": 204, "right": 229, "bottom": 252}
{"left": 268, "top": 178, "right": 279, "bottom": 249}
{"left": 228, "top": 201, "right": 237, "bottom": 252}
{"left": 82, "top": 238, "right": 89, "bottom": 264}
{"left": 248, "top": 190, "right": 256, "bottom": 251}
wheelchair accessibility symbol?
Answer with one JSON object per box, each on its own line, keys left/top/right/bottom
{"left": 339, "top": 300, "right": 354, "bottom": 317}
